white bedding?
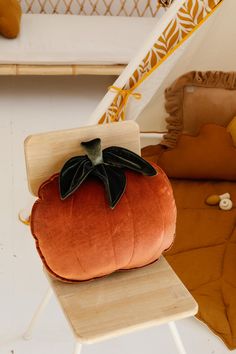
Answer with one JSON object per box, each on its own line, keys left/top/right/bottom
{"left": 0, "top": 14, "right": 156, "bottom": 65}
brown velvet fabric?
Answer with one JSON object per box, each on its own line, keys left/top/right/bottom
{"left": 141, "top": 70, "right": 236, "bottom": 349}
{"left": 31, "top": 164, "right": 176, "bottom": 282}
{"left": 0, "top": 0, "right": 21, "bottom": 38}
{"left": 156, "top": 124, "right": 236, "bottom": 180}
{"left": 163, "top": 71, "right": 236, "bottom": 148}
{"left": 141, "top": 124, "right": 236, "bottom": 349}
{"left": 183, "top": 87, "right": 236, "bottom": 135}
{"left": 166, "top": 180, "right": 236, "bottom": 350}
{"left": 142, "top": 139, "right": 236, "bottom": 348}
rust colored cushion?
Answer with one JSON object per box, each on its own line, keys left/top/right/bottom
{"left": 157, "top": 124, "right": 236, "bottom": 180}
{"left": 166, "top": 179, "right": 236, "bottom": 350}
{"left": 31, "top": 164, "right": 176, "bottom": 282}
{"left": 0, "top": 0, "right": 21, "bottom": 39}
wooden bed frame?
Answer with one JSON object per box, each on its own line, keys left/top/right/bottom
{"left": 0, "top": 64, "right": 125, "bottom": 76}
{"left": 0, "top": 1, "right": 169, "bottom": 76}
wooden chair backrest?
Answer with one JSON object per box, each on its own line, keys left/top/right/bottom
{"left": 24, "top": 121, "right": 140, "bottom": 196}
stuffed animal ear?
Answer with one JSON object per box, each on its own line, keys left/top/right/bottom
{"left": 0, "top": 0, "right": 22, "bottom": 39}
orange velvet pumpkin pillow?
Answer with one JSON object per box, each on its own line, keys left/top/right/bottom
{"left": 31, "top": 164, "right": 176, "bottom": 282}
{"left": 0, "top": 0, "right": 21, "bottom": 39}
{"left": 157, "top": 124, "right": 236, "bottom": 180}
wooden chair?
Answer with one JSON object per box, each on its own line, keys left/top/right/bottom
{"left": 23, "top": 121, "right": 198, "bottom": 354}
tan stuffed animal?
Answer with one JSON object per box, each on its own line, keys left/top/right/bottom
{"left": 0, "top": 0, "right": 21, "bottom": 38}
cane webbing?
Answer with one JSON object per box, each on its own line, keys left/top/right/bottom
{"left": 20, "top": 0, "right": 173, "bottom": 16}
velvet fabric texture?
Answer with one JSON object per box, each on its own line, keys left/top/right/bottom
{"left": 141, "top": 70, "right": 236, "bottom": 349}
{"left": 155, "top": 124, "right": 236, "bottom": 180}
{"left": 142, "top": 142, "right": 236, "bottom": 349}
{"left": 166, "top": 180, "right": 236, "bottom": 350}
{"left": 162, "top": 71, "right": 236, "bottom": 148}
{"left": 141, "top": 124, "right": 236, "bottom": 349}
{"left": 0, "top": 0, "right": 21, "bottom": 39}
{"left": 31, "top": 164, "right": 176, "bottom": 282}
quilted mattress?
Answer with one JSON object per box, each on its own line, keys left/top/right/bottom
{"left": 0, "top": 14, "right": 156, "bottom": 65}
{"left": 166, "top": 179, "right": 236, "bottom": 350}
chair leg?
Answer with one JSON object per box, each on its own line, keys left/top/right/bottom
{"left": 73, "top": 341, "right": 82, "bottom": 354}
{"left": 168, "top": 321, "right": 187, "bottom": 354}
{"left": 23, "top": 287, "right": 53, "bottom": 340}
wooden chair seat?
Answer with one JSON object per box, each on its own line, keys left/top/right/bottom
{"left": 46, "top": 257, "right": 197, "bottom": 343}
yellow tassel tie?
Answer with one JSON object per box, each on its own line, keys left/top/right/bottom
{"left": 109, "top": 85, "right": 142, "bottom": 100}
{"left": 108, "top": 85, "right": 142, "bottom": 122}
{"left": 18, "top": 212, "right": 31, "bottom": 226}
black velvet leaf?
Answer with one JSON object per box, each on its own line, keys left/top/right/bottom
{"left": 103, "top": 146, "right": 157, "bottom": 176}
{"left": 93, "top": 164, "right": 126, "bottom": 209}
{"left": 59, "top": 156, "right": 94, "bottom": 199}
{"left": 59, "top": 138, "right": 157, "bottom": 208}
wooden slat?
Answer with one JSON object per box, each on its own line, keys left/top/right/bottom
{"left": 0, "top": 64, "right": 125, "bottom": 76}
{"left": 24, "top": 121, "right": 140, "bottom": 196}
{"left": 46, "top": 257, "right": 198, "bottom": 343}
{"left": 0, "top": 65, "right": 16, "bottom": 75}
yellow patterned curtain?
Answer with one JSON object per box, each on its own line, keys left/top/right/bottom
{"left": 99, "top": 0, "right": 223, "bottom": 124}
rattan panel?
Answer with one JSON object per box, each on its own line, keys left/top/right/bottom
{"left": 20, "top": 0, "right": 172, "bottom": 16}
